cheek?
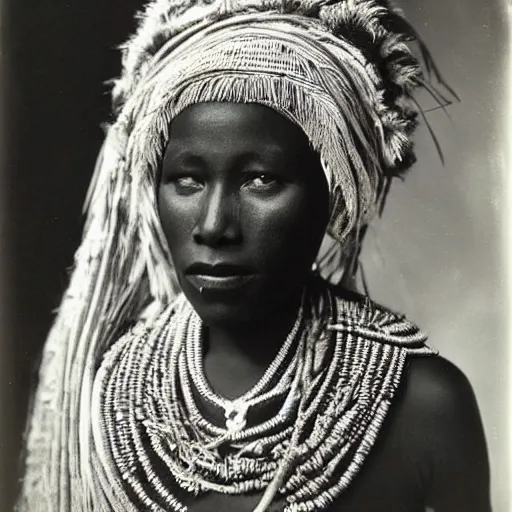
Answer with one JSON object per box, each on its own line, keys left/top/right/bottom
{"left": 157, "top": 187, "right": 197, "bottom": 253}
{"left": 243, "top": 187, "right": 326, "bottom": 267}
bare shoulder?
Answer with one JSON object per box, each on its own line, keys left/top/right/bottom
{"left": 396, "top": 355, "right": 492, "bottom": 511}
{"left": 389, "top": 354, "right": 485, "bottom": 456}
{"left": 403, "top": 355, "right": 477, "bottom": 416}
{"left": 397, "top": 355, "right": 487, "bottom": 452}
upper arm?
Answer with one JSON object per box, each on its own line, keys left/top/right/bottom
{"left": 404, "top": 356, "right": 491, "bottom": 512}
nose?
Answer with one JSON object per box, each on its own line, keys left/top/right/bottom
{"left": 192, "top": 184, "right": 241, "bottom": 247}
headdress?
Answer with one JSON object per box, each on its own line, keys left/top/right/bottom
{"left": 19, "top": 0, "right": 449, "bottom": 509}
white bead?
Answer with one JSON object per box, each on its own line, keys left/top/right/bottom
{"left": 92, "top": 287, "right": 425, "bottom": 511}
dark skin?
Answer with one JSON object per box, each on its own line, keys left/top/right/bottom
{"left": 159, "top": 102, "right": 330, "bottom": 395}
{"left": 157, "top": 102, "right": 491, "bottom": 511}
{"left": 338, "top": 354, "right": 491, "bottom": 512}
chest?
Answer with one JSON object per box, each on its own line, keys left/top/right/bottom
{"left": 184, "top": 439, "right": 427, "bottom": 512}
{"left": 184, "top": 395, "right": 429, "bottom": 512}
{"left": 91, "top": 300, "right": 433, "bottom": 511}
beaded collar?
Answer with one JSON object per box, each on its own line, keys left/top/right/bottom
{"left": 90, "top": 284, "right": 434, "bottom": 512}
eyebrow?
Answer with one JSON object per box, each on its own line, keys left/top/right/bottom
{"left": 165, "top": 146, "right": 288, "bottom": 167}
{"left": 164, "top": 151, "right": 205, "bottom": 166}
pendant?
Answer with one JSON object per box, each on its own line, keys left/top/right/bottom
{"left": 224, "top": 401, "right": 249, "bottom": 432}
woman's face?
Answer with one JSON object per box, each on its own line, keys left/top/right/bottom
{"left": 158, "top": 102, "right": 330, "bottom": 326}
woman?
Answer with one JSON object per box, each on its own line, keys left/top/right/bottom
{"left": 19, "top": 0, "right": 491, "bottom": 510}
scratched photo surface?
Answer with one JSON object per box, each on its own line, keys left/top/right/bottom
{"left": 0, "top": 0, "right": 508, "bottom": 510}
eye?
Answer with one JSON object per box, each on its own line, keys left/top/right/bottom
{"left": 243, "top": 172, "right": 282, "bottom": 191}
{"left": 170, "top": 175, "right": 204, "bottom": 195}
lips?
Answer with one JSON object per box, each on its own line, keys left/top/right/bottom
{"left": 185, "top": 263, "right": 256, "bottom": 292}
{"left": 186, "top": 262, "right": 253, "bottom": 277}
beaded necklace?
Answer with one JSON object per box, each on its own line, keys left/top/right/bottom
{"left": 91, "top": 284, "right": 434, "bottom": 512}
{"left": 186, "top": 305, "right": 303, "bottom": 433}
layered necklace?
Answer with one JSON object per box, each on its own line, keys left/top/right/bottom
{"left": 91, "top": 283, "right": 433, "bottom": 512}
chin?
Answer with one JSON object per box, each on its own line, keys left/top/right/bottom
{"left": 179, "top": 281, "right": 250, "bottom": 324}
{"left": 189, "top": 301, "right": 258, "bottom": 327}
{"left": 179, "top": 272, "right": 307, "bottom": 326}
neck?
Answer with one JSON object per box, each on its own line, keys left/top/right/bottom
{"left": 205, "top": 296, "right": 302, "bottom": 371}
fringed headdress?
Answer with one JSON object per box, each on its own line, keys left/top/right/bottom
{"left": 19, "top": 0, "right": 450, "bottom": 509}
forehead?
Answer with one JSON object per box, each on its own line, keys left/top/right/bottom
{"left": 167, "top": 102, "right": 312, "bottom": 154}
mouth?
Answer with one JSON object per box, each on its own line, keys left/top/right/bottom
{"left": 185, "top": 263, "right": 256, "bottom": 292}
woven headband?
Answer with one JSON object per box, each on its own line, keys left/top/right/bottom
{"left": 89, "top": 6, "right": 424, "bottom": 302}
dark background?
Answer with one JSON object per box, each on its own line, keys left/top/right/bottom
{"left": 0, "top": 1, "right": 508, "bottom": 511}
{"left": 1, "top": 2, "right": 143, "bottom": 509}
